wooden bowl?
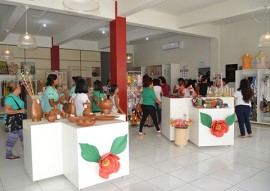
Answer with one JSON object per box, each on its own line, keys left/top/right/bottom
{"left": 76, "top": 119, "right": 96, "bottom": 127}
{"left": 93, "top": 115, "right": 118, "bottom": 121}
{"left": 67, "top": 116, "right": 80, "bottom": 123}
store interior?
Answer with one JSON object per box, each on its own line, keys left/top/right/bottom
{"left": 0, "top": 0, "right": 270, "bottom": 190}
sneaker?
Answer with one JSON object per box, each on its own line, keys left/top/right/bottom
{"left": 157, "top": 130, "right": 162, "bottom": 134}
{"left": 138, "top": 132, "right": 145, "bottom": 136}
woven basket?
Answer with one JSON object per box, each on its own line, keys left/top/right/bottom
{"left": 174, "top": 126, "right": 188, "bottom": 146}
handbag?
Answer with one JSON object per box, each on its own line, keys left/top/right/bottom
{"left": 136, "top": 103, "right": 142, "bottom": 112}
{"left": 5, "top": 97, "right": 26, "bottom": 132}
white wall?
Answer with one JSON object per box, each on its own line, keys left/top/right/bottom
{"left": 133, "top": 34, "right": 210, "bottom": 69}
{"left": 220, "top": 18, "right": 270, "bottom": 74}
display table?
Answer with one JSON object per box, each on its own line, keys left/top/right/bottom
{"left": 161, "top": 97, "right": 192, "bottom": 141}
{"left": 189, "top": 107, "right": 234, "bottom": 147}
{"left": 161, "top": 96, "right": 234, "bottom": 141}
{"left": 23, "top": 117, "right": 129, "bottom": 190}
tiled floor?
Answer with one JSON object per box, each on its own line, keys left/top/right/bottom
{"left": 0, "top": 122, "right": 270, "bottom": 191}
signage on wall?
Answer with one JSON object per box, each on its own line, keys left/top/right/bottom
{"left": 226, "top": 64, "right": 237, "bottom": 82}
{"left": 179, "top": 65, "right": 189, "bottom": 78}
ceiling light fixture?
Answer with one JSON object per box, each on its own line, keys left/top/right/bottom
{"left": 62, "top": 0, "right": 100, "bottom": 12}
{"left": 17, "top": 6, "right": 37, "bottom": 49}
{"left": 42, "top": 23, "right": 47, "bottom": 27}
{"left": 1, "top": 45, "right": 14, "bottom": 60}
{"left": 259, "top": 6, "right": 270, "bottom": 47}
{"left": 102, "top": 30, "right": 106, "bottom": 34}
{"left": 146, "top": 37, "right": 149, "bottom": 40}
{"left": 126, "top": 54, "right": 133, "bottom": 63}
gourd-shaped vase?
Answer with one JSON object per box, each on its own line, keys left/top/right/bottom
{"left": 69, "top": 98, "right": 76, "bottom": 117}
{"left": 99, "top": 98, "right": 113, "bottom": 114}
{"left": 83, "top": 100, "right": 92, "bottom": 117}
{"left": 30, "top": 96, "right": 43, "bottom": 122}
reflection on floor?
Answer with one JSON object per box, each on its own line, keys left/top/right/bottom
{"left": 0, "top": 122, "right": 270, "bottom": 191}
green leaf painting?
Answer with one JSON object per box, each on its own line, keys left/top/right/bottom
{"left": 200, "top": 112, "right": 212, "bottom": 128}
{"left": 110, "top": 134, "right": 128, "bottom": 155}
{"left": 79, "top": 143, "right": 101, "bottom": 163}
{"left": 225, "top": 114, "right": 235, "bottom": 126}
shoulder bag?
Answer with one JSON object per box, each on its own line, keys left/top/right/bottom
{"left": 5, "top": 97, "right": 26, "bottom": 132}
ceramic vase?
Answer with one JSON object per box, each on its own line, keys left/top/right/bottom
{"left": 30, "top": 97, "right": 43, "bottom": 122}
{"left": 99, "top": 99, "right": 113, "bottom": 114}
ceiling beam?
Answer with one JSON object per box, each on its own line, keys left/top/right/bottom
{"left": 127, "top": 9, "right": 220, "bottom": 38}
{"left": 177, "top": 0, "right": 267, "bottom": 28}
{"left": 53, "top": 19, "right": 107, "bottom": 45}
{"left": 117, "top": 0, "right": 167, "bottom": 17}
{"left": 0, "top": 6, "right": 25, "bottom": 41}
{"left": 97, "top": 27, "right": 167, "bottom": 49}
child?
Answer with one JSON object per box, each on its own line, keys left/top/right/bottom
{"left": 110, "top": 84, "right": 125, "bottom": 114}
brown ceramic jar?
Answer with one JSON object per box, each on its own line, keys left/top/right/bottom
{"left": 99, "top": 98, "right": 113, "bottom": 114}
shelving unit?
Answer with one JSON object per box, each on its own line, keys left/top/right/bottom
{"left": 235, "top": 69, "right": 270, "bottom": 125}
{"left": 127, "top": 71, "right": 142, "bottom": 118}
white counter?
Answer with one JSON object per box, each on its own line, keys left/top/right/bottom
{"left": 161, "top": 96, "right": 234, "bottom": 141}
{"left": 189, "top": 107, "right": 234, "bottom": 147}
{"left": 23, "top": 117, "right": 129, "bottom": 190}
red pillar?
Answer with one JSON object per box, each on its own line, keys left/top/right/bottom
{"left": 51, "top": 38, "right": 60, "bottom": 71}
{"left": 110, "top": 2, "right": 127, "bottom": 115}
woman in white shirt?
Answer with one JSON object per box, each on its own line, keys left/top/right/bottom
{"left": 153, "top": 79, "right": 163, "bottom": 123}
{"left": 234, "top": 79, "right": 253, "bottom": 138}
{"left": 71, "top": 79, "right": 90, "bottom": 116}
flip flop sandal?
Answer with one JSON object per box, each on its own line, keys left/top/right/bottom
{"left": 6, "top": 155, "right": 20, "bottom": 160}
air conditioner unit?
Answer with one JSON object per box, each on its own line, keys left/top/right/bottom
{"left": 161, "top": 41, "right": 184, "bottom": 51}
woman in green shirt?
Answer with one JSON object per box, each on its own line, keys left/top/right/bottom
{"left": 139, "top": 77, "right": 161, "bottom": 135}
{"left": 92, "top": 80, "right": 106, "bottom": 112}
{"left": 44, "top": 74, "right": 66, "bottom": 112}
{"left": 4, "top": 82, "right": 25, "bottom": 160}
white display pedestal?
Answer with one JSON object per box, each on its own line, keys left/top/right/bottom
{"left": 161, "top": 97, "right": 234, "bottom": 141}
{"left": 161, "top": 97, "right": 192, "bottom": 141}
{"left": 189, "top": 107, "right": 234, "bottom": 147}
{"left": 23, "top": 118, "right": 129, "bottom": 190}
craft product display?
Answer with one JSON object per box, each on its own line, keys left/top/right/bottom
{"left": 192, "top": 97, "right": 226, "bottom": 108}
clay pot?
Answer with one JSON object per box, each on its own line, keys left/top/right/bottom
{"left": 50, "top": 105, "right": 62, "bottom": 119}
{"left": 99, "top": 99, "right": 113, "bottom": 114}
{"left": 68, "top": 98, "right": 76, "bottom": 117}
{"left": 83, "top": 100, "right": 93, "bottom": 117}
{"left": 43, "top": 112, "right": 57, "bottom": 122}
{"left": 30, "top": 97, "right": 43, "bottom": 122}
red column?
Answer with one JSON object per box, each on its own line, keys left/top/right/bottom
{"left": 110, "top": 5, "right": 127, "bottom": 115}
{"left": 51, "top": 38, "right": 60, "bottom": 71}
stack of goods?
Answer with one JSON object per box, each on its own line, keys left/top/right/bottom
{"left": 192, "top": 97, "right": 227, "bottom": 108}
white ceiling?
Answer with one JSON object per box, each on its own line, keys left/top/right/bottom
{"left": 0, "top": 0, "right": 267, "bottom": 47}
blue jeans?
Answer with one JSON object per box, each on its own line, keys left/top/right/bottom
{"left": 235, "top": 105, "right": 252, "bottom": 136}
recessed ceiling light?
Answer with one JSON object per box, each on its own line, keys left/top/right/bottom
{"left": 102, "top": 30, "right": 106, "bottom": 34}
{"left": 43, "top": 23, "right": 47, "bottom": 27}
{"left": 146, "top": 37, "right": 149, "bottom": 40}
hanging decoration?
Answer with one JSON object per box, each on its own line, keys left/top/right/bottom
{"left": 79, "top": 134, "right": 127, "bottom": 179}
{"left": 200, "top": 112, "right": 235, "bottom": 137}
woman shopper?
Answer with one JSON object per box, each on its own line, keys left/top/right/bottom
{"left": 139, "top": 77, "right": 161, "bottom": 135}
{"left": 71, "top": 79, "right": 91, "bottom": 116}
{"left": 110, "top": 84, "right": 125, "bottom": 114}
{"left": 44, "top": 74, "right": 66, "bottom": 112}
{"left": 92, "top": 80, "right": 106, "bottom": 113}
{"left": 159, "top": 76, "right": 171, "bottom": 97}
{"left": 70, "top": 76, "right": 82, "bottom": 97}
{"left": 234, "top": 79, "right": 253, "bottom": 138}
{"left": 153, "top": 79, "right": 163, "bottom": 123}
{"left": 4, "top": 82, "right": 25, "bottom": 160}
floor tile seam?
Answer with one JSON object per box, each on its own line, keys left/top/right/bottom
{"left": 234, "top": 159, "right": 270, "bottom": 170}
{"left": 232, "top": 168, "right": 266, "bottom": 186}
{"left": 109, "top": 175, "right": 145, "bottom": 189}
{"left": 208, "top": 170, "right": 256, "bottom": 185}
{"left": 1, "top": 181, "right": 36, "bottom": 191}
{"left": 145, "top": 178, "right": 186, "bottom": 191}
{"left": 121, "top": 180, "right": 163, "bottom": 191}
{"left": 195, "top": 174, "right": 235, "bottom": 187}
{"left": 250, "top": 155, "right": 270, "bottom": 163}
{"left": 169, "top": 170, "right": 206, "bottom": 184}
{"left": 149, "top": 162, "right": 185, "bottom": 174}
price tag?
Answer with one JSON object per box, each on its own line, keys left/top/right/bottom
{"left": 70, "top": 114, "right": 74, "bottom": 117}
{"left": 57, "top": 114, "right": 61, "bottom": 120}
{"left": 37, "top": 100, "right": 40, "bottom": 104}
{"left": 84, "top": 105, "right": 87, "bottom": 109}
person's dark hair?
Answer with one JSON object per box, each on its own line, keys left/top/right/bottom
{"left": 110, "top": 84, "right": 118, "bottom": 94}
{"left": 159, "top": 76, "right": 166, "bottom": 84}
{"left": 143, "top": 77, "right": 153, "bottom": 87}
{"left": 46, "top": 74, "right": 57, "bottom": 86}
{"left": 153, "top": 79, "right": 160, "bottom": 86}
{"left": 209, "top": 81, "right": 214, "bottom": 86}
{"left": 201, "top": 75, "right": 208, "bottom": 82}
{"left": 143, "top": 75, "right": 150, "bottom": 87}
{"left": 7, "top": 82, "right": 19, "bottom": 93}
{"left": 75, "top": 79, "right": 88, "bottom": 94}
{"left": 94, "top": 80, "right": 104, "bottom": 93}
{"left": 238, "top": 79, "right": 253, "bottom": 103}
{"left": 72, "top": 76, "right": 82, "bottom": 82}
{"left": 178, "top": 78, "right": 184, "bottom": 83}
{"left": 222, "top": 78, "right": 228, "bottom": 85}
{"left": 106, "top": 79, "right": 111, "bottom": 84}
